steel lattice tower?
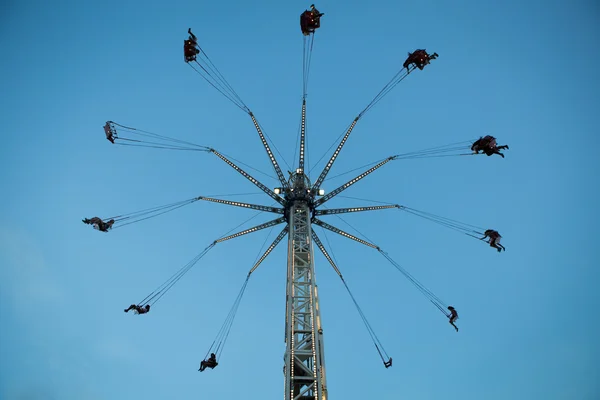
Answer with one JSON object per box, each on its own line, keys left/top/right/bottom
{"left": 284, "top": 170, "right": 327, "bottom": 400}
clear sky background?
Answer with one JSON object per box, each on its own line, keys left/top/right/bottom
{"left": 1, "top": 1, "right": 599, "bottom": 399}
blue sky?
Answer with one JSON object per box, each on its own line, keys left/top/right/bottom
{"left": 1, "top": 1, "right": 598, "bottom": 399}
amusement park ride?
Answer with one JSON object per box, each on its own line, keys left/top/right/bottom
{"left": 86, "top": 5, "right": 508, "bottom": 400}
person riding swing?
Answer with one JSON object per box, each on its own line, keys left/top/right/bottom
{"left": 300, "top": 4, "right": 324, "bottom": 35}
{"left": 481, "top": 229, "right": 505, "bottom": 252}
{"left": 199, "top": 353, "right": 218, "bottom": 371}
{"left": 184, "top": 28, "right": 200, "bottom": 62}
{"left": 82, "top": 217, "right": 115, "bottom": 232}
{"left": 448, "top": 306, "right": 459, "bottom": 332}
{"left": 403, "top": 49, "right": 438, "bottom": 73}
{"left": 124, "top": 304, "right": 151, "bottom": 314}
{"left": 104, "top": 122, "right": 116, "bottom": 144}
{"left": 471, "top": 135, "right": 509, "bottom": 158}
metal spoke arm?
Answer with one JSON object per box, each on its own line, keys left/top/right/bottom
{"left": 248, "top": 226, "right": 288, "bottom": 275}
{"left": 211, "top": 149, "right": 285, "bottom": 205}
{"left": 311, "top": 231, "right": 342, "bottom": 277}
{"left": 312, "top": 218, "right": 380, "bottom": 249}
{"left": 314, "top": 156, "right": 397, "bottom": 207}
{"left": 315, "top": 204, "right": 400, "bottom": 216}
{"left": 312, "top": 117, "right": 360, "bottom": 192}
{"left": 214, "top": 217, "right": 286, "bottom": 244}
{"left": 298, "top": 99, "right": 307, "bottom": 170}
{"left": 248, "top": 112, "right": 290, "bottom": 191}
{"left": 314, "top": 218, "right": 449, "bottom": 322}
{"left": 312, "top": 230, "right": 393, "bottom": 368}
{"left": 198, "top": 196, "right": 284, "bottom": 214}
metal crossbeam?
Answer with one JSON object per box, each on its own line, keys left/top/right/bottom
{"left": 315, "top": 204, "right": 399, "bottom": 216}
{"left": 314, "top": 156, "right": 396, "bottom": 207}
{"left": 198, "top": 196, "right": 284, "bottom": 214}
{"left": 312, "top": 218, "right": 380, "bottom": 249}
{"left": 211, "top": 149, "right": 285, "bottom": 205}
{"left": 214, "top": 217, "right": 285, "bottom": 244}
{"left": 249, "top": 112, "right": 291, "bottom": 191}
{"left": 312, "top": 117, "right": 359, "bottom": 191}
{"left": 298, "top": 99, "right": 307, "bottom": 171}
{"left": 248, "top": 226, "right": 288, "bottom": 275}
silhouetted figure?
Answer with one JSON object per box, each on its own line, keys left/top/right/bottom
{"left": 403, "top": 49, "right": 438, "bottom": 73}
{"left": 471, "top": 135, "right": 509, "bottom": 158}
{"left": 104, "top": 122, "right": 116, "bottom": 144}
{"left": 199, "top": 353, "right": 218, "bottom": 371}
{"left": 300, "top": 4, "right": 324, "bottom": 35}
{"left": 82, "top": 217, "right": 115, "bottom": 232}
{"left": 481, "top": 229, "right": 505, "bottom": 252}
{"left": 184, "top": 28, "right": 200, "bottom": 62}
{"left": 448, "top": 306, "right": 459, "bottom": 332}
{"left": 124, "top": 304, "right": 151, "bottom": 314}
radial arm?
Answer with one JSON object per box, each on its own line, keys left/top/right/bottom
{"left": 214, "top": 217, "right": 286, "bottom": 244}
{"left": 298, "top": 99, "right": 307, "bottom": 170}
{"left": 314, "top": 156, "right": 396, "bottom": 207}
{"left": 312, "top": 117, "right": 360, "bottom": 191}
{"left": 311, "top": 231, "right": 342, "bottom": 277}
{"left": 312, "top": 218, "right": 380, "bottom": 249}
{"left": 198, "top": 196, "right": 284, "bottom": 214}
{"left": 211, "top": 149, "right": 285, "bottom": 205}
{"left": 249, "top": 112, "right": 291, "bottom": 191}
{"left": 248, "top": 226, "right": 289, "bottom": 275}
{"left": 315, "top": 204, "right": 400, "bottom": 216}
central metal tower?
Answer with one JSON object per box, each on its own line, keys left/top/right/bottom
{"left": 284, "top": 168, "right": 327, "bottom": 400}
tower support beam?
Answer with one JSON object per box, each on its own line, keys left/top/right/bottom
{"left": 284, "top": 200, "right": 327, "bottom": 400}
